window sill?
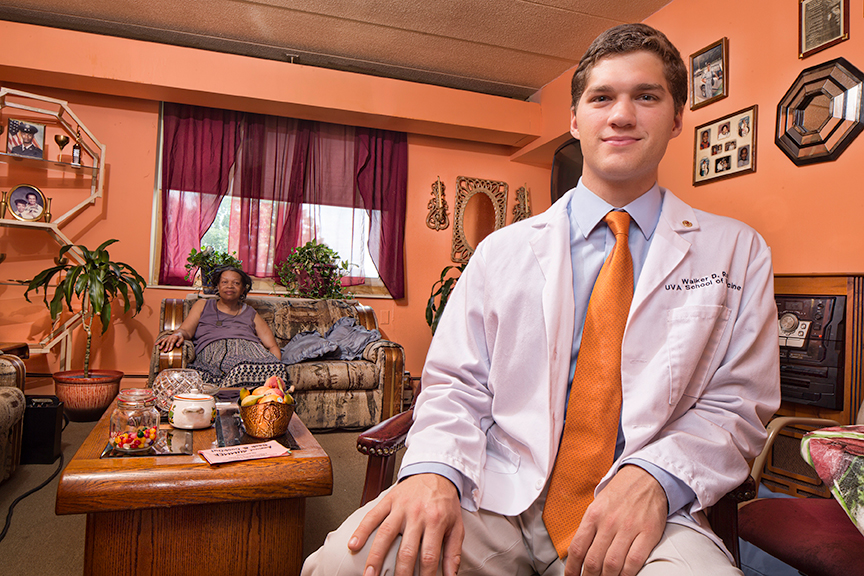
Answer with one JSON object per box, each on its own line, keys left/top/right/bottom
{"left": 147, "top": 277, "right": 392, "bottom": 299}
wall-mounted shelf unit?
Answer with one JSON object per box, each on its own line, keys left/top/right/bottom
{"left": 0, "top": 87, "right": 107, "bottom": 368}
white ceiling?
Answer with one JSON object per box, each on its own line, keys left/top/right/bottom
{"left": 0, "top": 0, "right": 672, "bottom": 100}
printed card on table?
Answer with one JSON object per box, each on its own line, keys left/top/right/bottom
{"left": 199, "top": 440, "right": 290, "bottom": 465}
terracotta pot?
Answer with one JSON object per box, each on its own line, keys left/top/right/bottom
{"left": 52, "top": 369, "right": 124, "bottom": 421}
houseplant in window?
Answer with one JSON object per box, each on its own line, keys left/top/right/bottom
{"left": 25, "top": 239, "right": 147, "bottom": 421}
{"left": 276, "top": 239, "right": 351, "bottom": 299}
{"left": 184, "top": 246, "right": 242, "bottom": 293}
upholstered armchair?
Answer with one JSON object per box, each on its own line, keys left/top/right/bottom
{"left": 149, "top": 296, "right": 405, "bottom": 430}
{"left": 0, "top": 354, "right": 26, "bottom": 483}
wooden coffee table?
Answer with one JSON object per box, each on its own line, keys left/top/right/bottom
{"left": 56, "top": 401, "right": 332, "bottom": 576}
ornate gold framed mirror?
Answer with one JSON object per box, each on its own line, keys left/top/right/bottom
{"left": 451, "top": 176, "right": 508, "bottom": 263}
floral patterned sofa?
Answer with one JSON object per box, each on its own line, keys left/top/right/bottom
{"left": 0, "top": 354, "right": 26, "bottom": 483}
{"left": 149, "top": 296, "right": 405, "bottom": 430}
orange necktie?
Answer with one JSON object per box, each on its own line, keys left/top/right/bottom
{"left": 542, "top": 210, "right": 634, "bottom": 558}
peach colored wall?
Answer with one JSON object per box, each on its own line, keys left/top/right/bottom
{"left": 0, "top": 23, "right": 551, "bottom": 378}
{"left": 644, "top": 0, "right": 864, "bottom": 275}
{"left": 12, "top": 0, "right": 852, "bottom": 380}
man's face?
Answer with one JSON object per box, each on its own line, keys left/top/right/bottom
{"left": 21, "top": 131, "right": 33, "bottom": 144}
{"left": 26, "top": 194, "right": 37, "bottom": 205}
{"left": 571, "top": 51, "right": 683, "bottom": 203}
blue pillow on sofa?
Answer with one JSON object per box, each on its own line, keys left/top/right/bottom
{"left": 280, "top": 331, "right": 339, "bottom": 365}
{"left": 325, "top": 317, "right": 381, "bottom": 360}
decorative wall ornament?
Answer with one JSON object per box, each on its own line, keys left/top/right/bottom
{"left": 512, "top": 185, "right": 532, "bottom": 223}
{"left": 425, "top": 176, "right": 449, "bottom": 231}
{"left": 451, "top": 176, "right": 507, "bottom": 263}
{"left": 775, "top": 57, "right": 864, "bottom": 166}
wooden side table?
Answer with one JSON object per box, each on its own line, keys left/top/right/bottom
{"left": 0, "top": 342, "right": 29, "bottom": 359}
{"left": 56, "top": 403, "right": 332, "bottom": 576}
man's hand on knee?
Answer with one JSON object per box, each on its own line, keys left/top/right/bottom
{"left": 565, "top": 465, "right": 668, "bottom": 576}
{"left": 348, "top": 473, "right": 464, "bottom": 576}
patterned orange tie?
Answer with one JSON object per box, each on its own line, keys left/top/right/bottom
{"left": 542, "top": 210, "right": 633, "bottom": 558}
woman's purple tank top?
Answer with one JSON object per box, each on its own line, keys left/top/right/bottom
{"left": 193, "top": 299, "right": 259, "bottom": 354}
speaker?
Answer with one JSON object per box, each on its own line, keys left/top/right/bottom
{"left": 21, "top": 395, "right": 64, "bottom": 464}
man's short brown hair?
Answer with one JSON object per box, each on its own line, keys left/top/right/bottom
{"left": 571, "top": 23, "right": 688, "bottom": 114}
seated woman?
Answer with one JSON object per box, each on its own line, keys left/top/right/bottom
{"left": 156, "top": 266, "right": 286, "bottom": 388}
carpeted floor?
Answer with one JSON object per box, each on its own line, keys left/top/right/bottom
{"left": 0, "top": 417, "right": 390, "bottom": 575}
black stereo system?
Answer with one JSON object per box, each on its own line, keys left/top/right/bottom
{"left": 776, "top": 294, "right": 845, "bottom": 410}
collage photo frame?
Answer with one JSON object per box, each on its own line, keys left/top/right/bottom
{"left": 693, "top": 105, "right": 758, "bottom": 186}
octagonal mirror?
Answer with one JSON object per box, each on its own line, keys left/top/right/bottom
{"left": 776, "top": 57, "right": 864, "bottom": 166}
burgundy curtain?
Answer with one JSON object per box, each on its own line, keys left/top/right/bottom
{"left": 159, "top": 103, "right": 241, "bottom": 284}
{"left": 356, "top": 128, "right": 408, "bottom": 299}
{"left": 160, "top": 104, "right": 408, "bottom": 298}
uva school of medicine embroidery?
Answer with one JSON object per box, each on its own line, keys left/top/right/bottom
{"left": 665, "top": 271, "right": 741, "bottom": 292}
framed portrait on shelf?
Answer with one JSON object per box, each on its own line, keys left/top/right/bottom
{"left": 5, "top": 119, "right": 46, "bottom": 159}
{"left": 8, "top": 184, "right": 47, "bottom": 222}
{"left": 799, "top": 0, "right": 848, "bottom": 58}
{"left": 689, "top": 38, "right": 728, "bottom": 110}
{"left": 693, "top": 105, "right": 757, "bottom": 186}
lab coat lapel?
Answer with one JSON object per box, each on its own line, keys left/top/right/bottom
{"left": 631, "top": 191, "right": 697, "bottom": 316}
{"left": 528, "top": 196, "right": 576, "bottom": 406}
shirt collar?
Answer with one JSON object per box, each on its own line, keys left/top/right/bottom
{"left": 568, "top": 179, "right": 662, "bottom": 241}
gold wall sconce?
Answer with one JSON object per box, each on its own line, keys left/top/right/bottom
{"left": 512, "top": 185, "right": 532, "bottom": 223}
{"left": 426, "top": 176, "right": 449, "bottom": 231}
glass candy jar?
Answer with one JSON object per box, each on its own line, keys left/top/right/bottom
{"left": 109, "top": 388, "right": 160, "bottom": 453}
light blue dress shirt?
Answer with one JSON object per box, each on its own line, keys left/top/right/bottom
{"left": 401, "top": 180, "right": 695, "bottom": 516}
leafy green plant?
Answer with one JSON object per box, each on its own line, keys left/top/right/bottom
{"left": 184, "top": 246, "right": 242, "bottom": 290}
{"left": 276, "top": 239, "right": 350, "bottom": 299}
{"left": 425, "top": 263, "right": 465, "bottom": 335}
{"left": 24, "top": 240, "right": 147, "bottom": 377}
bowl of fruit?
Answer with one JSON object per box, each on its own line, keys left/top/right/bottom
{"left": 238, "top": 375, "right": 295, "bottom": 439}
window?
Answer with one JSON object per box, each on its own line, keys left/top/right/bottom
{"left": 200, "top": 196, "right": 380, "bottom": 281}
{"left": 156, "top": 103, "right": 407, "bottom": 298}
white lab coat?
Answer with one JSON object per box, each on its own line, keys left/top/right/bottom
{"left": 403, "top": 187, "right": 780, "bottom": 550}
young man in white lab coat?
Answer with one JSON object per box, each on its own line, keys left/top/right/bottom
{"left": 303, "top": 23, "right": 780, "bottom": 576}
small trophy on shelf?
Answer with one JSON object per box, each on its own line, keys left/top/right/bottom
{"left": 44, "top": 197, "right": 52, "bottom": 223}
{"left": 71, "top": 126, "right": 82, "bottom": 167}
{"left": 0, "top": 190, "right": 7, "bottom": 219}
{"left": 55, "top": 134, "right": 70, "bottom": 162}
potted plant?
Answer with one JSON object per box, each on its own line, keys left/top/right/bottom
{"left": 185, "top": 246, "right": 242, "bottom": 293}
{"left": 425, "top": 263, "right": 465, "bottom": 335}
{"left": 276, "top": 239, "right": 350, "bottom": 299}
{"left": 25, "top": 239, "right": 147, "bottom": 420}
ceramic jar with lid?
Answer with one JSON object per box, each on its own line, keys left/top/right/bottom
{"left": 109, "top": 388, "right": 160, "bottom": 453}
{"left": 169, "top": 392, "right": 216, "bottom": 430}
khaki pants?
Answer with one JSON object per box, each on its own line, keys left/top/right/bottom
{"left": 302, "top": 487, "right": 742, "bottom": 576}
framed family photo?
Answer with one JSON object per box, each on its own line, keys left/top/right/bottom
{"left": 5, "top": 119, "right": 46, "bottom": 159}
{"left": 689, "top": 38, "right": 728, "bottom": 110}
{"left": 693, "top": 105, "right": 757, "bottom": 186}
{"left": 8, "top": 184, "right": 47, "bottom": 222}
{"left": 799, "top": 0, "right": 848, "bottom": 58}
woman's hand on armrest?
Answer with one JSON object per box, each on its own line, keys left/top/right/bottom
{"left": 157, "top": 300, "right": 204, "bottom": 352}
{"left": 156, "top": 331, "right": 186, "bottom": 352}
